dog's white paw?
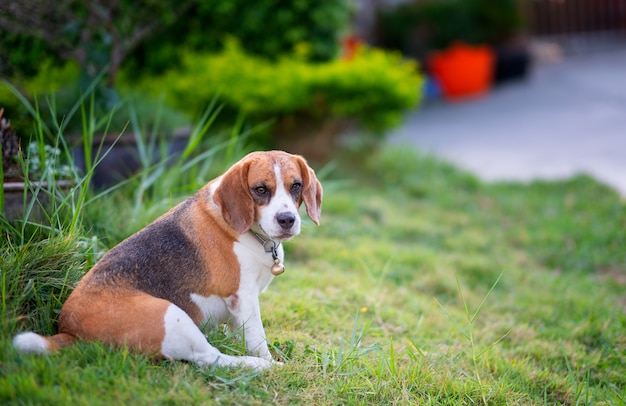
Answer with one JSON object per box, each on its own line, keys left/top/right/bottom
{"left": 198, "top": 354, "right": 274, "bottom": 370}
{"left": 238, "top": 355, "right": 274, "bottom": 370}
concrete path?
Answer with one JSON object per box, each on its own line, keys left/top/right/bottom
{"left": 389, "top": 49, "right": 626, "bottom": 196}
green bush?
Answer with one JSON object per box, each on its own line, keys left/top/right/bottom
{"left": 200, "top": 0, "right": 350, "bottom": 61}
{"left": 129, "top": 0, "right": 351, "bottom": 75}
{"left": 0, "top": 61, "right": 80, "bottom": 114}
{"left": 0, "top": 34, "right": 61, "bottom": 78}
{"left": 379, "top": 0, "right": 524, "bottom": 57}
{"left": 1, "top": 62, "right": 190, "bottom": 139}
{"left": 0, "top": 61, "right": 81, "bottom": 138}
{"left": 125, "top": 41, "right": 424, "bottom": 135}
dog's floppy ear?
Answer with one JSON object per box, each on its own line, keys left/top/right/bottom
{"left": 296, "top": 156, "right": 323, "bottom": 225}
{"left": 213, "top": 159, "right": 255, "bottom": 234}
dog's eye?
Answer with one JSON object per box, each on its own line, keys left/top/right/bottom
{"left": 291, "top": 183, "right": 302, "bottom": 193}
{"left": 254, "top": 186, "right": 268, "bottom": 195}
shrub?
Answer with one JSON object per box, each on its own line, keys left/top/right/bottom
{"left": 0, "top": 0, "right": 190, "bottom": 88}
{"left": 125, "top": 42, "right": 424, "bottom": 136}
{"left": 0, "top": 34, "right": 60, "bottom": 78}
{"left": 379, "top": 0, "right": 524, "bottom": 58}
{"left": 1, "top": 63, "right": 190, "bottom": 139}
{"left": 0, "top": 61, "right": 81, "bottom": 138}
{"left": 199, "top": 0, "right": 350, "bottom": 61}
{"left": 128, "top": 0, "right": 351, "bottom": 75}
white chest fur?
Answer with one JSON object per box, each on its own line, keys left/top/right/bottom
{"left": 190, "top": 232, "right": 281, "bottom": 325}
{"left": 188, "top": 232, "right": 280, "bottom": 360}
{"left": 235, "top": 232, "right": 282, "bottom": 294}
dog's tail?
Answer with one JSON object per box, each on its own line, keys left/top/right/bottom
{"left": 13, "top": 332, "right": 77, "bottom": 355}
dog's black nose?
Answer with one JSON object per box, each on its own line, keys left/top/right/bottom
{"left": 276, "top": 212, "right": 296, "bottom": 230}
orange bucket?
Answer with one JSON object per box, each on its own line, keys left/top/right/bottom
{"left": 428, "top": 43, "right": 495, "bottom": 100}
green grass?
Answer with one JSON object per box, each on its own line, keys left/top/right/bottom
{"left": 2, "top": 144, "right": 625, "bottom": 405}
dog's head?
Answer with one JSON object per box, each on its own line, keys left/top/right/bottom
{"left": 213, "top": 151, "right": 322, "bottom": 240}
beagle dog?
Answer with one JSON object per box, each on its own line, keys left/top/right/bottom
{"left": 13, "top": 151, "right": 322, "bottom": 370}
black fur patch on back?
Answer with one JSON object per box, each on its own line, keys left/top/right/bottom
{"left": 88, "top": 199, "right": 208, "bottom": 315}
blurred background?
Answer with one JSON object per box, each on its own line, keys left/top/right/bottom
{"left": 364, "top": 0, "right": 626, "bottom": 195}
{"left": 1, "top": 0, "right": 625, "bottom": 193}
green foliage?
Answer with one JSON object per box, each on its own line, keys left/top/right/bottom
{"left": 201, "top": 0, "right": 350, "bottom": 61}
{"left": 0, "top": 34, "right": 61, "bottom": 78}
{"left": 1, "top": 72, "right": 190, "bottom": 140}
{"left": 379, "top": 0, "right": 524, "bottom": 55}
{"left": 0, "top": 62, "right": 81, "bottom": 137}
{"left": 129, "top": 0, "right": 351, "bottom": 75}
{"left": 471, "top": 0, "right": 526, "bottom": 45}
{"left": 0, "top": 0, "right": 191, "bottom": 86}
{"left": 9, "top": 61, "right": 80, "bottom": 99}
{"left": 126, "top": 42, "right": 423, "bottom": 136}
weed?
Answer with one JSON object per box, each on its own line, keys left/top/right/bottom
{"left": 435, "top": 271, "right": 509, "bottom": 405}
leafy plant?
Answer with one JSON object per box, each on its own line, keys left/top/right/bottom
{"left": 0, "top": 0, "right": 193, "bottom": 87}
{"left": 379, "top": 0, "right": 524, "bottom": 57}
{"left": 198, "top": 0, "right": 350, "bottom": 61}
{"left": 0, "top": 61, "right": 80, "bottom": 137}
{"left": 127, "top": 41, "right": 424, "bottom": 137}
{"left": 128, "top": 0, "right": 351, "bottom": 77}
{"left": 0, "top": 66, "right": 191, "bottom": 141}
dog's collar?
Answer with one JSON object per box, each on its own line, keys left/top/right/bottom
{"left": 252, "top": 232, "right": 285, "bottom": 276}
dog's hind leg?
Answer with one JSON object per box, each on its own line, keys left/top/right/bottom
{"left": 160, "top": 304, "right": 272, "bottom": 370}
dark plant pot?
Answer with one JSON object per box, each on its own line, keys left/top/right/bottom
{"left": 72, "top": 128, "right": 191, "bottom": 189}
{"left": 2, "top": 180, "right": 73, "bottom": 221}
{"left": 494, "top": 45, "right": 531, "bottom": 84}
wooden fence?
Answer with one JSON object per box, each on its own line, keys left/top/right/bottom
{"left": 523, "top": 0, "right": 626, "bottom": 52}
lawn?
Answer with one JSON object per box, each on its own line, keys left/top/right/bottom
{"left": 1, "top": 144, "right": 625, "bottom": 405}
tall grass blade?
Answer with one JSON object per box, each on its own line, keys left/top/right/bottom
{"left": 181, "top": 96, "right": 223, "bottom": 161}
{"left": 435, "top": 297, "right": 470, "bottom": 341}
{"left": 470, "top": 271, "right": 504, "bottom": 323}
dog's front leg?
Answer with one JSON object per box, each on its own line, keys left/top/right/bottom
{"left": 225, "top": 294, "right": 272, "bottom": 361}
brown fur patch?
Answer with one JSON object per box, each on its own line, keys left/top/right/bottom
{"left": 184, "top": 195, "right": 241, "bottom": 303}
{"left": 59, "top": 289, "right": 170, "bottom": 356}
